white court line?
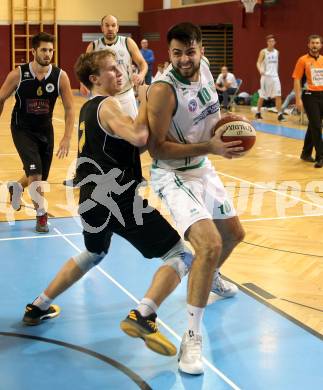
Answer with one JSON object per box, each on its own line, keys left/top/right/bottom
{"left": 52, "top": 226, "right": 241, "bottom": 390}
{"left": 217, "top": 171, "right": 323, "bottom": 210}
{"left": 1, "top": 212, "right": 322, "bottom": 243}
{"left": 0, "top": 232, "right": 81, "bottom": 242}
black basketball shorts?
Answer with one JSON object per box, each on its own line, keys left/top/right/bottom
{"left": 11, "top": 125, "right": 54, "bottom": 180}
{"left": 79, "top": 182, "right": 180, "bottom": 258}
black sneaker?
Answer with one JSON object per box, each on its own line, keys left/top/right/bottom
{"left": 23, "top": 303, "right": 61, "bottom": 325}
{"left": 314, "top": 158, "right": 323, "bottom": 168}
{"left": 255, "top": 112, "right": 263, "bottom": 120}
{"left": 278, "top": 114, "right": 286, "bottom": 122}
{"left": 300, "top": 153, "right": 315, "bottom": 163}
{"left": 120, "top": 309, "right": 177, "bottom": 356}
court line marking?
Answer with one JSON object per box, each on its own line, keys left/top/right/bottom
{"left": 1, "top": 212, "right": 323, "bottom": 242}
{"left": 0, "top": 232, "right": 81, "bottom": 242}
{"left": 52, "top": 225, "right": 241, "bottom": 390}
{"left": 217, "top": 171, "right": 323, "bottom": 210}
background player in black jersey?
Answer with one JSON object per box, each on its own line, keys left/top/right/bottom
{"left": 0, "top": 32, "right": 75, "bottom": 232}
{"left": 22, "top": 49, "right": 194, "bottom": 360}
{"left": 63, "top": 14, "right": 148, "bottom": 187}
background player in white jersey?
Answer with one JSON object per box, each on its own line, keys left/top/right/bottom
{"left": 147, "top": 22, "right": 245, "bottom": 374}
{"left": 256, "top": 34, "right": 285, "bottom": 121}
{"left": 80, "top": 14, "right": 147, "bottom": 119}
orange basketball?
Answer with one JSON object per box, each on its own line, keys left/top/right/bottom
{"left": 214, "top": 114, "right": 256, "bottom": 152}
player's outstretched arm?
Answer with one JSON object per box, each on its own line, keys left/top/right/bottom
{"left": 57, "top": 71, "right": 75, "bottom": 159}
{"left": 0, "top": 68, "right": 19, "bottom": 117}
{"left": 99, "top": 97, "right": 148, "bottom": 147}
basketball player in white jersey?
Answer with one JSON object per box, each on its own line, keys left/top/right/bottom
{"left": 255, "top": 34, "right": 285, "bottom": 121}
{"left": 80, "top": 14, "right": 147, "bottom": 119}
{"left": 146, "top": 22, "right": 245, "bottom": 374}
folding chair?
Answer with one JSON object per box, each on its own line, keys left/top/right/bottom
{"left": 227, "top": 78, "right": 242, "bottom": 111}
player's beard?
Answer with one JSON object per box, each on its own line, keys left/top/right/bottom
{"left": 104, "top": 32, "right": 117, "bottom": 43}
{"left": 173, "top": 61, "right": 200, "bottom": 80}
{"left": 35, "top": 55, "right": 51, "bottom": 67}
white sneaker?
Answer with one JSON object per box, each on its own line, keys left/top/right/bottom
{"left": 178, "top": 331, "right": 204, "bottom": 375}
{"left": 7, "top": 181, "right": 23, "bottom": 211}
{"left": 209, "top": 273, "right": 238, "bottom": 300}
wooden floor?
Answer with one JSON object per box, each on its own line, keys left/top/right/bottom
{"left": 1, "top": 94, "right": 322, "bottom": 337}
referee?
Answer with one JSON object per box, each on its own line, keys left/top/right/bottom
{"left": 293, "top": 34, "right": 323, "bottom": 168}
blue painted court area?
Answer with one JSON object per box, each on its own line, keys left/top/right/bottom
{"left": 252, "top": 121, "right": 305, "bottom": 140}
{"left": 0, "top": 217, "right": 322, "bottom": 390}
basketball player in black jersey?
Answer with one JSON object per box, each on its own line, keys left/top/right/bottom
{"left": 22, "top": 49, "right": 194, "bottom": 358}
{"left": 0, "top": 32, "right": 75, "bottom": 232}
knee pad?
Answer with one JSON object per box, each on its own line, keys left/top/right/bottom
{"left": 73, "top": 250, "right": 106, "bottom": 273}
{"left": 160, "top": 240, "right": 193, "bottom": 280}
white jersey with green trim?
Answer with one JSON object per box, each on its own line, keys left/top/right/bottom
{"left": 263, "top": 48, "right": 279, "bottom": 77}
{"left": 153, "top": 58, "right": 220, "bottom": 170}
{"left": 92, "top": 35, "right": 133, "bottom": 94}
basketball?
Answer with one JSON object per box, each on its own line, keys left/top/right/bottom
{"left": 214, "top": 114, "right": 256, "bottom": 152}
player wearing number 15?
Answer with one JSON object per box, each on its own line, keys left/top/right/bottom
{"left": 292, "top": 34, "right": 323, "bottom": 168}
{"left": 147, "top": 22, "right": 245, "bottom": 374}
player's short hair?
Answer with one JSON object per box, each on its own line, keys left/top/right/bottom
{"left": 167, "top": 22, "right": 202, "bottom": 46}
{"left": 101, "top": 14, "right": 118, "bottom": 26}
{"left": 266, "top": 34, "right": 275, "bottom": 41}
{"left": 31, "top": 32, "right": 54, "bottom": 49}
{"left": 308, "top": 34, "right": 322, "bottom": 43}
{"left": 74, "top": 49, "right": 116, "bottom": 89}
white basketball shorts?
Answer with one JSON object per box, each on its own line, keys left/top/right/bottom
{"left": 150, "top": 158, "right": 236, "bottom": 238}
{"left": 259, "top": 75, "right": 281, "bottom": 99}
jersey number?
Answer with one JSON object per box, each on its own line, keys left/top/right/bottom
{"left": 197, "top": 87, "right": 211, "bottom": 105}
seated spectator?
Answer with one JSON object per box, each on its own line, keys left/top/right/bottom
{"left": 216, "top": 66, "right": 238, "bottom": 110}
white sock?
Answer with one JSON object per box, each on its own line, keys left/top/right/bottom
{"left": 278, "top": 111, "right": 282, "bottom": 115}
{"left": 187, "top": 303, "right": 204, "bottom": 335}
{"left": 36, "top": 208, "right": 46, "bottom": 217}
{"left": 137, "top": 297, "right": 158, "bottom": 317}
{"left": 33, "top": 292, "right": 52, "bottom": 310}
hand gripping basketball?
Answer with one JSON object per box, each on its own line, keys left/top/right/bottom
{"left": 214, "top": 114, "right": 256, "bottom": 152}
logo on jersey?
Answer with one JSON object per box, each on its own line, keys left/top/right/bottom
{"left": 24, "top": 72, "right": 30, "bottom": 78}
{"left": 188, "top": 99, "right": 197, "bottom": 112}
{"left": 46, "top": 83, "right": 54, "bottom": 93}
{"left": 26, "top": 99, "right": 50, "bottom": 114}
{"left": 37, "top": 86, "right": 43, "bottom": 96}
{"left": 118, "top": 50, "right": 125, "bottom": 57}
{"left": 29, "top": 164, "right": 36, "bottom": 170}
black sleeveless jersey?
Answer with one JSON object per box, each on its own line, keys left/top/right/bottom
{"left": 76, "top": 96, "right": 142, "bottom": 184}
{"left": 11, "top": 63, "right": 61, "bottom": 130}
